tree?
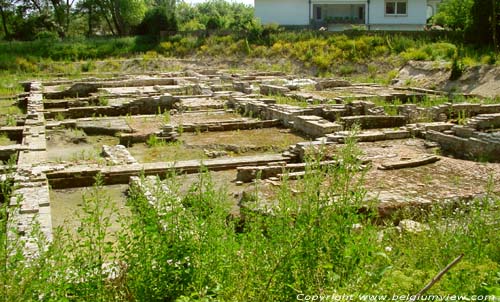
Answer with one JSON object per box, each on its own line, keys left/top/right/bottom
{"left": 466, "top": 0, "right": 500, "bottom": 49}
{"left": 431, "top": 0, "right": 474, "bottom": 30}
{"left": 0, "top": 0, "right": 12, "bottom": 38}
{"left": 49, "top": 0, "right": 77, "bottom": 37}
{"left": 95, "top": 0, "right": 146, "bottom": 35}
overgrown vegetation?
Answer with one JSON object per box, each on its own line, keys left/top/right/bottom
{"left": 1, "top": 137, "right": 499, "bottom": 300}
{"left": 0, "top": 0, "right": 252, "bottom": 40}
{"left": 0, "top": 31, "right": 497, "bottom": 80}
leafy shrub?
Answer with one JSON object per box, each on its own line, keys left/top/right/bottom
{"left": 35, "top": 30, "right": 60, "bottom": 42}
{"left": 15, "top": 57, "right": 38, "bottom": 72}
{"left": 450, "top": 54, "right": 464, "bottom": 80}
{"left": 422, "top": 42, "right": 457, "bottom": 60}
{"left": 388, "top": 35, "right": 417, "bottom": 53}
{"left": 135, "top": 7, "right": 178, "bottom": 36}
{"left": 402, "top": 48, "right": 430, "bottom": 61}
{"left": 480, "top": 54, "right": 496, "bottom": 65}
{"left": 339, "top": 64, "right": 356, "bottom": 75}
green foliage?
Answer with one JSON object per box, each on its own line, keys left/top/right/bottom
{"left": 176, "top": 0, "right": 254, "bottom": 33}
{"left": 431, "top": 0, "right": 474, "bottom": 30}
{"left": 466, "top": 0, "right": 500, "bottom": 46}
{"left": 120, "top": 0, "right": 147, "bottom": 27}
{"left": 135, "top": 6, "right": 178, "bottom": 35}
{"left": 35, "top": 30, "right": 61, "bottom": 42}
{"left": 450, "top": 53, "right": 464, "bottom": 81}
{"left": 146, "top": 134, "right": 165, "bottom": 147}
{"left": 0, "top": 136, "right": 499, "bottom": 300}
{"left": 0, "top": 30, "right": 497, "bottom": 77}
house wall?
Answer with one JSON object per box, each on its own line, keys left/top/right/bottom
{"left": 320, "top": 4, "right": 361, "bottom": 19}
{"left": 255, "top": 0, "right": 431, "bottom": 29}
{"left": 255, "top": 0, "right": 310, "bottom": 25}
{"left": 427, "top": 0, "right": 440, "bottom": 18}
{"left": 369, "top": 0, "right": 427, "bottom": 25}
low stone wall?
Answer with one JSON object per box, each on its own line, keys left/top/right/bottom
{"left": 102, "top": 145, "right": 138, "bottom": 165}
{"left": 426, "top": 130, "right": 500, "bottom": 162}
{"left": 259, "top": 84, "right": 290, "bottom": 96}
{"left": 179, "top": 119, "right": 281, "bottom": 133}
{"left": 466, "top": 113, "right": 500, "bottom": 130}
{"left": 293, "top": 116, "right": 342, "bottom": 138}
{"left": 0, "top": 126, "right": 24, "bottom": 142}
{"left": 327, "top": 129, "right": 411, "bottom": 143}
{"left": 47, "top": 154, "right": 293, "bottom": 189}
{"left": 43, "top": 96, "right": 100, "bottom": 109}
{"left": 315, "top": 79, "right": 351, "bottom": 90}
{"left": 0, "top": 144, "right": 24, "bottom": 161}
{"left": 76, "top": 117, "right": 133, "bottom": 135}
{"left": 44, "top": 94, "right": 175, "bottom": 119}
{"left": 8, "top": 81, "right": 53, "bottom": 258}
{"left": 341, "top": 115, "right": 407, "bottom": 129}
{"left": 236, "top": 160, "right": 338, "bottom": 182}
{"left": 44, "top": 77, "right": 178, "bottom": 99}
{"left": 129, "top": 175, "right": 182, "bottom": 215}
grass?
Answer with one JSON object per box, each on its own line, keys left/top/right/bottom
{"left": 0, "top": 32, "right": 498, "bottom": 80}
{"left": 0, "top": 31, "right": 499, "bottom": 301}
{"left": 273, "top": 95, "right": 310, "bottom": 107}
{"left": 1, "top": 135, "right": 498, "bottom": 300}
{"left": 0, "top": 134, "right": 13, "bottom": 146}
{"left": 0, "top": 73, "right": 28, "bottom": 98}
{"left": 130, "top": 139, "right": 206, "bottom": 162}
{"left": 145, "top": 134, "right": 166, "bottom": 147}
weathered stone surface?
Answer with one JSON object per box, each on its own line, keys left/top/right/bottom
{"left": 47, "top": 154, "right": 293, "bottom": 188}
{"left": 341, "top": 115, "right": 407, "bottom": 129}
{"left": 378, "top": 155, "right": 440, "bottom": 170}
{"left": 0, "top": 144, "right": 24, "bottom": 161}
{"left": 44, "top": 77, "right": 178, "bottom": 99}
{"left": 294, "top": 115, "right": 342, "bottom": 138}
{"left": 398, "top": 219, "right": 429, "bottom": 233}
{"left": 467, "top": 113, "right": 500, "bottom": 130}
{"left": 130, "top": 176, "right": 182, "bottom": 217}
{"left": 327, "top": 129, "right": 410, "bottom": 143}
{"left": 76, "top": 118, "right": 132, "bottom": 135}
{"left": 8, "top": 81, "right": 53, "bottom": 258}
{"left": 426, "top": 130, "right": 500, "bottom": 162}
{"left": 315, "top": 79, "right": 351, "bottom": 90}
{"left": 102, "top": 145, "right": 138, "bottom": 165}
{"left": 259, "top": 84, "right": 290, "bottom": 96}
{"left": 236, "top": 160, "right": 338, "bottom": 182}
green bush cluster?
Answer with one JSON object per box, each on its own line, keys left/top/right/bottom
{"left": 0, "top": 31, "right": 498, "bottom": 77}
{"left": 401, "top": 42, "right": 457, "bottom": 61}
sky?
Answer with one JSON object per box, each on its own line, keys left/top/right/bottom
{"left": 185, "top": 0, "right": 254, "bottom": 6}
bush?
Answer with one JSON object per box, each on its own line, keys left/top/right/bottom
{"left": 35, "top": 30, "right": 60, "bottom": 42}
{"left": 402, "top": 48, "right": 430, "bottom": 61}
{"left": 135, "top": 7, "right": 178, "bottom": 36}
{"left": 339, "top": 64, "right": 356, "bottom": 75}
{"left": 15, "top": 57, "right": 38, "bottom": 72}
{"left": 450, "top": 54, "right": 464, "bottom": 80}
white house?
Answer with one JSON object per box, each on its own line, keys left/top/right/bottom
{"left": 255, "top": 0, "right": 441, "bottom": 31}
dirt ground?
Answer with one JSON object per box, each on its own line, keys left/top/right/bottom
{"left": 359, "top": 138, "right": 500, "bottom": 202}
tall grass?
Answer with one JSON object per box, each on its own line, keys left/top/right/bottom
{"left": 1, "top": 32, "right": 497, "bottom": 78}
{"left": 0, "top": 136, "right": 498, "bottom": 300}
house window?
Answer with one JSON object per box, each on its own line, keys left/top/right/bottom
{"left": 385, "top": 0, "right": 407, "bottom": 16}
{"left": 316, "top": 6, "right": 322, "bottom": 20}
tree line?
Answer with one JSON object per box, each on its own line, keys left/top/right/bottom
{"left": 0, "top": 0, "right": 498, "bottom": 50}
{"left": 0, "top": 0, "right": 254, "bottom": 40}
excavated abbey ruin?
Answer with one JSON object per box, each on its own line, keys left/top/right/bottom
{"left": 1, "top": 69, "right": 499, "bottom": 257}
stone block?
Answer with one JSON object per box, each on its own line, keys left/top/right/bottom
{"left": 315, "top": 79, "right": 351, "bottom": 90}
{"left": 294, "top": 115, "right": 342, "bottom": 138}
{"left": 259, "top": 84, "right": 290, "bottom": 96}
